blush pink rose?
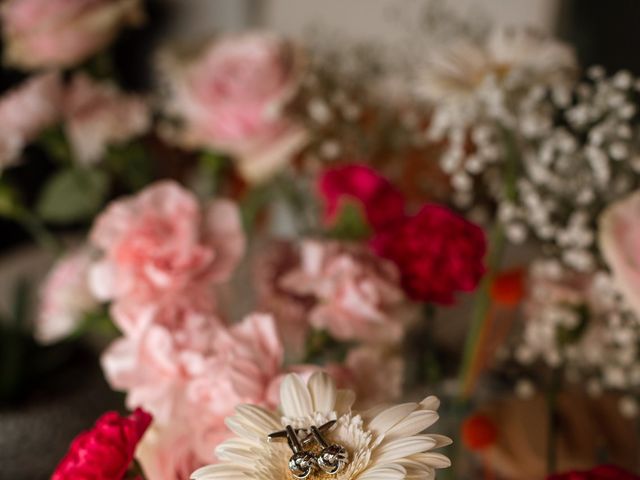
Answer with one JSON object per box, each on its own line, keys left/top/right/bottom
{"left": 0, "top": 73, "right": 62, "bottom": 168}
{"left": 160, "top": 32, "right": 306, "bottom": 183}
{"left": 89, "top": 180, "right": 245, "bottom": 303}
{"left": 63, "top": 74, "right": 150, "bottom": 165}
{"left": 599, "top": 191, "right": 640, "bottom": 319}
{"left": 1, "top": 0, "right": 144, "bottom": 70}
{"left": 36, "top": 246, "right": 100, "bottom": 344}
{"left": 280, "top": 240, "right": 408, "bottom": 343}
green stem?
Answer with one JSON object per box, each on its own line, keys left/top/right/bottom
{"left": 457, "top": 125, "right": 519, "bottom": 400}
{"left": 457, "top": 222, "right": 505, "bottom": 400}
{"left": 15, "top": 208, "right": 63, "bottom": 256}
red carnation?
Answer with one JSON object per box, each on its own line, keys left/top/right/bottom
{"left": 372, "top": 204, "right": 486, "bottom": 304}
{"left": 548, "top": 465, "right": 640, "bottom": 480}
{"left": 52, "top": 408, "right": 152, "bottom": 480}
{"left": 318, "top": 164, "right": 405, "bottom": 231}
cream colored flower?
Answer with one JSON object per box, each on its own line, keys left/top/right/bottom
{"left": 192, "top": 372, "right": 451, "bottom": 480}
{"left": 486, "top": 27, "right": 577, "bottom": 82}
{"left": 419, "top": 39, "right": 492, "bottom": 104}
{"left": 419, "top": 27, "right": 576, "bottom": 105}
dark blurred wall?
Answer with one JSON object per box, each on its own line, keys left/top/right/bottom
{"left": 558, "top": 0, "right": 640, "bottom": 75}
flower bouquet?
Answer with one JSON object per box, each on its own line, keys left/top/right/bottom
{"left": 0, "top": 1, "right": 639, "bottom": 479}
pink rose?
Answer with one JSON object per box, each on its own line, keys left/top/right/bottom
{"left": 281, "top": 240, "right": 408, "bottom": 343}
{"left": 599, "top": 191, "right": 640, "bottom": 318}
{"left": 89, "top": 180, "right": 245, "bottom": 303}
{"left": 160, "top": 32, "right": 306, "bottom": 182}
{"left": 64, "top": 74, "right": 150, "bottom": 165}
{"left": 0, "top": 73, "right": 62, "bottom": 168}
{"left": 36, "top": 247, "right": 100, "bottom": 344}
{"left": 1, "top": 0, "right": 144, "bottom": 70}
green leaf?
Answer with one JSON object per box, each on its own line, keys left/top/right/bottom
{"left": 326, "top": 200, "right": 372, "bottom": 240}
{"left": 191, "top": 151, "right": 230, "bottom": 198}
{"left": 36, "top": 167, "right": 110, "bottom": 224}
{"left": 38, "top": 126, "right": 72, "bottom": 165}
{"left": 0, "top": 180, "right": 21, "bottom": 218}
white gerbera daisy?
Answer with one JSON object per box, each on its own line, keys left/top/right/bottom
{"left": 192, "top": 372, "right": 451, "bottom": 480}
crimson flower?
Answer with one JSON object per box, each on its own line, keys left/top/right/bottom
{"left": 52, "top": 408, "right": 152, "bottom": 480}
{"left": 548, "top": 465, "right": 640, "bottom": 480}
{"left": 318, "top": 164, "right": 405, "bottom": 231}
{"left": 372, "top": 204, "right": 486, "bottom": 304}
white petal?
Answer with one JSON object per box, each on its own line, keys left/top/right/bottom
{"left": 368, "top": 403, "right": 418, "bottom": 436}
{"left": 358, "top": 463, "right": 406, "bottom": 480}
{"left": 430, "top": 434, "right": 453, "bottom": 448}
{"left": 420, "top": 396, "right": 440, "bottom": 411}
{"left": 236, "top": 405, "right": 280, "bottom": 436}
{"left": 411, "top": 452, "right": 452, "bottom": 469}
{"left": 191, "top": 463, "right": 252, "bottom": 479}
{"left": 374, "top": 435, "right": 437, "bottom": 463}
{"left": 385, "top": 410, "right": 439, "bottom": 439}
{"left": 308, "top": 371, "right": 336, "bottom": 413}
{"left": 334, "top": 389, "right": 356, "bottom": 413}
{"left": 280, "top": 373, "right": 313, "bottom": 418}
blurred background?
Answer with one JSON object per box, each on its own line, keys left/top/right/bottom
{"left": 3, "top": 0, "right": 640, "bottom": 253}
{"left": 2, "top": 1, "right": 640, "bottom": 479}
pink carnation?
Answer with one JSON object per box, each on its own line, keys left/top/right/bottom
{"left": 253, "top": 240, "right": 314, "bottom": 358}
{"left": 37, "top": 247, "right": 100, "bottom": 344}
{"left": 0, "top": 73, "right": 62, "bottom": 168}
{"left": 136, "top": 423, "right": 206, "bottom": 480}
{"left": 64, "top": 74, "right": 150, "bottom": 165}
{"left": 103, "top": 312, "right": 286, "bottom": 470}
{"left": 89, "top": 180, "right": 245, "bottom": 303}
{"left": 599, "top": 190, "right": 640, "bottom": 319}
{"left": 1, "top": 0, "right": 144, "bottom": 70}
{"left": 160, "top": 32, "right": 306, "bottom": 183}
{"left": 318, "top": 164, "right": 406, "bottom": 231}
{"left": 281, "top": 240, "right": 408, "bottom": 343}
{"left": 267, "top": 346, "right": 404, "bottom": 410}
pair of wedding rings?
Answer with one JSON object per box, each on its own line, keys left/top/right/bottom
{"left": 268, "top": 420, "right": 349, "bottom": 479}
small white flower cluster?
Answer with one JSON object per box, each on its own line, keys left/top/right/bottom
{"left": 417, "top": 27, "right": 576, "bottom": 211}
{"left": 500, "top": 68, "right": 640, "bottom": 271}
{"left": 510, "top": 260, "right": 640, "bottom": 416}
{"left": 426, "top": 47, "right": 640, "bottom": 271}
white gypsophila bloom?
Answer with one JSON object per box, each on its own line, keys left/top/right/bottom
{"left": 417, "top": 28, "right": 576, "bottom": 214}
{"left": 192, "top": 372, "right": 451, "bottom": 480}
{"left": 510, "top": 263, "right": 640, "bottom": 405}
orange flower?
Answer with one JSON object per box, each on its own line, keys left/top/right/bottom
{"left": 462, "top": 413, "right": 498, "bottom": 451}
{"left": 491, "top": 267, "right": 525, "bottom": 307}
